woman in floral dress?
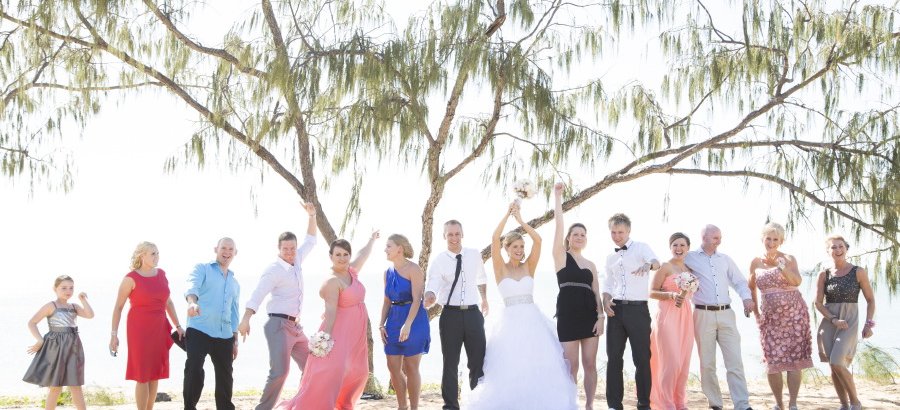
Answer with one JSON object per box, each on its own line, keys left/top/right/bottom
{"left": 748, "top": 222, "right": 812, "bottom": 410}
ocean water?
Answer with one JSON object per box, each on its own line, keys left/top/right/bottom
{"left": 4, "top": 266, "right": 897, "bottom": 398}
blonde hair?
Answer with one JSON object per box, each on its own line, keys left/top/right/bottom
{"left": 501, "top": 232, "right": 523, "bottom": 248}
{"left": 388, "top": 234, "right": 414, "bottom": 259}
{"left": 131, "top": 241, "right": 158, "bottom": 270}
{"left": 761, "top": 222, "right": 785, "bottom": 241}
{"left": 825, "top": 234, "right": 850, "bottom": 250}
{"left": 54, "top": 275, "right": 74, "bottom": 289}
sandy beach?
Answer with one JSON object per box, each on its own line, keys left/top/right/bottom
{"left": 3, "top": 379, "right": 897, "bottom": 409}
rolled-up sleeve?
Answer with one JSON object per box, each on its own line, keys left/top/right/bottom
{"left": 231, "top": 282, "right": 241, "bottom": 333}
{"left": 297, "top": 234, "right": 316, "bottom": 262}
{"left": 185, "top": 263, "right": 205, "bottom": 300}
{"left": 245, "top": 270, "right": 276, "bottom": 313}
{"left": 425, "top": 258, "right": 441, "bottom": 295}
{"left": 602, "top": 260, "right": 615, "bottom": 295}
{"left": 726, "top": 255, "right": 752, "bottom": 300}
{"left": 474, "top": 252, "right": 488, "bottom": 286}
{"left": 641, "top": 243, "right": 659, "bottom": 264}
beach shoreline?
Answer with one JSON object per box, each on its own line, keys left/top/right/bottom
{"left": 3, "top": 378, "right": 897, "bottom": 409}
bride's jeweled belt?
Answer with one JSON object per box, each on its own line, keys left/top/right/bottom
{"left": 503, "top": 294, "right": 534, "bottom": 307}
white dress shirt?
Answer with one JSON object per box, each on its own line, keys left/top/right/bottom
{"left": 684, "top": 249, "right": 751, "bottom": 306}
{"left": 603, "top": 239, "right": 658, "bottom": 301}
{"left": 425, "top": 248, "right": 487, "bottom": 306}
{"left": 245, "top": 234, "right": 316, "bottom": 317}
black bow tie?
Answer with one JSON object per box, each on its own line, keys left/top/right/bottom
{"left": 615, "top": 245, "right": 628, "bottom": 252}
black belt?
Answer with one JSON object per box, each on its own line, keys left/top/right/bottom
{"left": 694, "top": 304, "right": 730, "bottom": 311}
{"left": 443, "top": 304, "right": 478, "bottom": 310}
{"left": 269, "top": 313, "right": 297, "bottom": 321}
{"left": 612, "top": 299, "right": 648, "bottom": 306}
{"left": 391, "top": 300, "right": 412, "bottom": 306}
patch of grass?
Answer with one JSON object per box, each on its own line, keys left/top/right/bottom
{"left": 854, "top": 342, "right": 900, "bottom": 385}
{"left": 233, "top": 388, "right": 262, "bottom": 397}
{"left": 0, "top": 395, "right": 36, "bottom": 407}
{"left": 801, "top": 366, "right": 830, "bottom": 387}
{"left": 421, "top": 382, "right": 442, "bottom": 393}
{"left": 85, "top": 388, "right": 127, "bottom": 406}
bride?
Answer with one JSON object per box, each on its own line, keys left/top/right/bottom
{"left": 467, "top": 202, "right": 577, "bottom": 409}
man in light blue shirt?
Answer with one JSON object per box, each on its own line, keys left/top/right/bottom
{"left": 684, "top": 225, "right": 754, "bottom": 410}
{"left": 183, "top": 237, "right": 241, "bottom": 410}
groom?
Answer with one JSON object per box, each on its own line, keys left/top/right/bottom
{"left": 602, "top": 213, "right": 659, "bottom": 410}
{"left": 424, "top": 220, "right": 489, "bottom": 410}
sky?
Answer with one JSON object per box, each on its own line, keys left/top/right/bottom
{"left": 1, "top": 0, "right": 895, "bottom": 396}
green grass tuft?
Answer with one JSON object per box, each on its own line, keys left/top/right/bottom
{"left": 854, "top": 342, "right": 900, "bottom": 384}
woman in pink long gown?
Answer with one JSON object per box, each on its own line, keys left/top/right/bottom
{"left": 649, "top": 232, "right": 696, "bottom": 410}
{"left": 279, "top": 232, "right": 379, "bottom": 410}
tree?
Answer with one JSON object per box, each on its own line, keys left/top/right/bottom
{"left": 501, "top": 0, "right": 900, "bottom": 290}
{"left": 2, "top": 0, "right": 899, "bottom": 394}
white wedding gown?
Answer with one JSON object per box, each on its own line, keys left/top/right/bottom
{"left": 467, "top": 276, "right": 578, "bottom": 410}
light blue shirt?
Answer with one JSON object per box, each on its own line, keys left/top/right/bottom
{"left": 684, "top": 249, "right": 751, "bottom": 306}
{"left": 185, "top": 261, "right": 240, "bottom": 339}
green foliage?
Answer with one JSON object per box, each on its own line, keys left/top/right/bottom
{"left": 1, "top": 0, "right": 899, "bottom": 289}
{"left": 855, "top": 342, "right": 900, "bottom": 385}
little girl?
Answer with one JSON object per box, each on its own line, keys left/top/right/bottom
{"left": 23, "top": 275, "right": 94, "bottom": 410}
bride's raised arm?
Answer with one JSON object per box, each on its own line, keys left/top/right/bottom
{"left": 491, "top": 204, "right": 513, "bottom": 283}
{"left": 513, "top": 205, "right": 542, "bottom": 276}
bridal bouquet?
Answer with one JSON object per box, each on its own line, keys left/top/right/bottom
{"left": 309, "top": 331, "right": 334, "bottom": 357}
{"left": 512, "top": 180, "right": 537, "bottom": 204}
{"left": 673, "top": 271, "right": 699, "bottom": 308}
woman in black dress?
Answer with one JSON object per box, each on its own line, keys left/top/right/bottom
{"left": 553, "top": 182, "right": 603, "bottom": 408}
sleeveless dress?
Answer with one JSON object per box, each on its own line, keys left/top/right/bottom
{"left": 817, "top": 266, "right": 861, "bottom": 366}
{"left": 125, "top": 269, "right": 174, "bottom": 382}
{"left": 649, "top": 273, "right": 695, "bottom": 410}
{"left": 467, "top": 276, "right": 577, "bottom": 410}
{"left": 556, "top": 252, "right": 598, "bottom": 342}
{"left": 23, "top": 302, "right": 85, "bottom": 387}
{"left": 755, "top": 266, "right": 813, "bottom": 373}
{"left": 278, "top": 268, "right": 369, "bottom": 409}
{"left": 383, "top": 267, "right": 430, "bottom": 356}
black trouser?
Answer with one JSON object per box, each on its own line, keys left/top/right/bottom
{"left": 183, "top": 327, "right": 235, "bottom": 410}
{"left": 438, "top": 307, "right": 486, "bottom": 410}
{"left": 606, "top": 302, "right": 652, "bottom": 410}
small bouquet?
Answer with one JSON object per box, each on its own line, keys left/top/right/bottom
{"left": 309, "top": 331, "right": 334, "bottom": 357}
{"left": 672, "top": 271, "right": 699, "bottom": 308}
{"left": 512, "top": 180, "right": 537, "bottom": 205}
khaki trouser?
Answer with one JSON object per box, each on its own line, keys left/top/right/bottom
{"left": 693, "top": 308, "right": 751, "bottom": 410}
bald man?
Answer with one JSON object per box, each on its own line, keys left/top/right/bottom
{"left": 184, "top": 237, "right": 241, "bottom": 410}
{"left": 684, "top": 226, "right": 754, "bottom": 410}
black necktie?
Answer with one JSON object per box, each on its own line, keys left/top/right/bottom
{"left": 445, "top": 254, "right": 463, "bottom": 306}
{"left": 615, "top": 245, "right": 628, "bottom": 252}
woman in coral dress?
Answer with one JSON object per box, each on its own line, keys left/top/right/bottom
{"left": 110, "top": 242, "right": 184, "bottom": 410}
{"left": 279, "top": 232, "right": 379, "bottom": 410}
{"left": 749, "top": 223, "right": 813, "bottom": 410}
{"left": 649, "top": 232, "right": 696, "bottom": 410}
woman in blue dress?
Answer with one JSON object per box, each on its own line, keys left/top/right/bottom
{"left": 379, "top": 233, "right": 430, "bottom": 410}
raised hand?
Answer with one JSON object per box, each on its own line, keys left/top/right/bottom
{"left": 303, "top": 202, "right": 316, "bottom": 216}
{"left": 553, "top": 182, "right": 564, "bottom": 196}
{"left": 78, "top": 292, "right": 88, "bottom": 302}
{"left": 370, "top": 229, "right": 381, "bottom": 242}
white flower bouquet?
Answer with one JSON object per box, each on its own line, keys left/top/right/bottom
{"left": 512, "top": 180, "right": 537, "bottom": 204}
{"left": 309, "top": 331, "right": 334, "bottom": 357}
{"left": 673, "top": 271, "right": 699, "bottom": 308}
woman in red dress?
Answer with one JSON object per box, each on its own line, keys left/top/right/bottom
{"left": 110, "top": 242, "right": 185, "bottom": 410}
